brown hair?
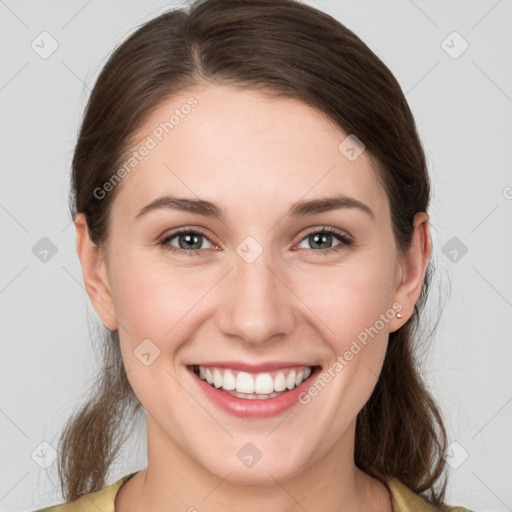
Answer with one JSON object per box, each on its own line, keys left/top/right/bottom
{"left": 58, "top": 0, "right": 450, "bottom": 508}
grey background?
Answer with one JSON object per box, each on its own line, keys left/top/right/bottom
{"left": 1, "top": 1, "right": 511, "bottom": 511}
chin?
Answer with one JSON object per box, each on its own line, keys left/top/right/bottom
{"left": 198, "top": 448, "right": 308, "bottom": 485}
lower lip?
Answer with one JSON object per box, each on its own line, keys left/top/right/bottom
{"left": 188, "top": 366, "right": 321, "bottom": 418}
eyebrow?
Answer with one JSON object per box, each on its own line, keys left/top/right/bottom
{"left": 135, "top": 193, "right": 375, "bottom": 221}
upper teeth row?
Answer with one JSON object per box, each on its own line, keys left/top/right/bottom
{"left": 196, "top": 365, "right": 312, "bottom": 394}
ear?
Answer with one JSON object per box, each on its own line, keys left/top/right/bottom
{"left": 75, "top": 213, "right": 118, "bottom": 331}
{"left": 389, "top": 212, "right": 432, "bottom": 332}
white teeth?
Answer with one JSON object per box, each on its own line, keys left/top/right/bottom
{"left": 222, "top": 371, "right": 236, "bottom": 391}
{"left": 286, "top": 370, "right": 296, "bottom": 390}
{"left": 236, "top": 372, "right": 255, "bottom": 394}
{"left": 194, "top": 365, "right": 314, "bottom": 397}
{"left": 254, "top": 373, "right": 274, "bottom": 394}
{"left": 213, "top": 369, "right": 223, "bottom": 388}
{"left": 274, "top": 372, "right": 287, "bottom": 392}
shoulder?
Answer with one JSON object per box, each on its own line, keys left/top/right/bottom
{"left": 34, "top": 472, "right": 137, "bottom": 512}
{"left": 385, "top": 477, "right": 475, "bottom": 512}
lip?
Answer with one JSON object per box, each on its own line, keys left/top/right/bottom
{"left": 191, "top": 360, "right": 317, "bottom": 373}
{"left": 187, "top": 364, "right": 321, "bottom": 418}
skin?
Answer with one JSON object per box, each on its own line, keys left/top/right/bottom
{"left": 75, "top": 84, "right": 431, "bottom": 512}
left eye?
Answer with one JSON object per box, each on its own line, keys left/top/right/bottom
{"left": 296, "top": 228, "right": 352, "bottom": 252}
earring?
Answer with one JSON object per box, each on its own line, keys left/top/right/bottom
{"left": 396, "top": 313, "right": 403, "bottom": 319}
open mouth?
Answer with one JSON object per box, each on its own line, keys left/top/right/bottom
{"left": 190, "top": 364, "right": 320, "bottom": 400}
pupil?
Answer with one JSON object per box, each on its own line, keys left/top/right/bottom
{"left": 312, "top": 233, "right": 331, "bottom": 249}
{"left": 181, "top": 233, "right": 200, "bottom": 250}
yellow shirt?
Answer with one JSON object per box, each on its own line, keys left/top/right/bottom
{"left": 37, "top": 472, "right": 473, "bottom": 512}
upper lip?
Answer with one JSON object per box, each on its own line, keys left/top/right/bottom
{"left": 189, "top": 361, "right": 318, "bottom": 373}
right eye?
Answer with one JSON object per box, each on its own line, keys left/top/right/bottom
{"left": 160, "top": 228, "right": 214, "bottom": 256}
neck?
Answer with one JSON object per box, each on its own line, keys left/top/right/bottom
{"left": 115, "top": 417, "right": 392, "bottom": 512}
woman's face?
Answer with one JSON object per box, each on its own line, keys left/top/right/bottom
{"left": 79, "top": 84, "right": 428, "bottom": 483}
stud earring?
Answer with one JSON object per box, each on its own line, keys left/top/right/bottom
{"left": 396, "top": 313, "right": 403, "bottom": 319}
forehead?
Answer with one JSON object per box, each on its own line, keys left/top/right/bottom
{"left": 112, "top": 84, "right": 388, "bottom": 219}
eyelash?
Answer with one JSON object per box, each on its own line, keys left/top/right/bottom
{"left": 159, "top": 226, "right": 353, "bottom": 257}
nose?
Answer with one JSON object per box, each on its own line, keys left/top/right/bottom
{"left": 216, "top": 246, "right": 296, "bottom": 348}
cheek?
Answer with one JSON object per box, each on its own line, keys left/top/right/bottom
{"left": 294, "top": 261, "right": 395, "bottom": 422}
{"left": 293, "top": 256, "right": 396, "bottom": 410}
{"left": 295, "top": 257, "right": 396, "bottom": 343}
{"left": 108, "top": 250, "right": 206, "bottom": 337}
{"left": 109, "top": 253, "right": 202, "bottom": 406}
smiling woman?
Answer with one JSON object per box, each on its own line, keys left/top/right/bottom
{"left": 34, "top": 0, "right": 475, "bottom": 511}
